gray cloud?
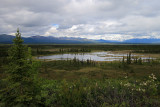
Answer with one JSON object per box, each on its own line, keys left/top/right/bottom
{"left": 0, "top": 0, "right": 160, "bottom": 40}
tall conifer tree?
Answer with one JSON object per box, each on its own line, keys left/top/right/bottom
{"left": 1, "top": 29, "right": 41, "bottom": 106}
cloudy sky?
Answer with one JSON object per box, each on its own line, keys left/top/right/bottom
{"left": 0, "top": 0, "right": 160, "bottom": 41}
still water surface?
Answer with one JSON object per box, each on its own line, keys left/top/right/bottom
{"left": 37, "top": 51, "right": 154, "bottom": 61}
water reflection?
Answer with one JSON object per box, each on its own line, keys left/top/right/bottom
{"left": 37, "top": 51, "right": 154, "bottom": 61}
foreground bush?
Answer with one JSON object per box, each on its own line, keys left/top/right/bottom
{"left": 40, "top": 74, "right": 160, "bottom": 107}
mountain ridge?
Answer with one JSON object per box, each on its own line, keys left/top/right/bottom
{"left": 0, "top": 34, "right": 160, "bottom": 44}
{"left": 0, "top": 34, "right": 95, "bottom": 44}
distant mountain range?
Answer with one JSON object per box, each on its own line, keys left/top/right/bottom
{"left": 95, "top": 38, "right": 160, "bottom": 44}
{"left": 0, "top": 34, "right": 95, "bottom": 44}
{"left": 0, "top": 34, "right": 160, "bottom": 44}
{"left": 123, "top": 38, "right": 160, "bottom": 44}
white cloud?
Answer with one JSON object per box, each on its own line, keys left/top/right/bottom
{"left": 44, "top": 26, "right": 58, "bottom": 36}
{"left": 0, "top": 0, "right": 160, "bottom": 41}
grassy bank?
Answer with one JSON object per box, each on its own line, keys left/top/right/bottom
{"left": 39, "top": 58, "right": 160, "bottom": 80}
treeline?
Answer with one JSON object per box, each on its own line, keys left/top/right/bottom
{"left": 42, "top": 57, "right": 96, "bottom": 72}
{"left": 27, "top": 44, "right": 160, "bottom": 50}
{"left": 33, "top": 48, "right": 57, "bottom": 56}
{"left": 28, "top": 44, "right": 160, "bottom": 54}
{"left": 59, "top": 48, "right": 91, "bottom": 53}
{"left": 32, "top": 48, "right": 91, "bottom": 56}
{"left": 133, "top": 49, "right": 160, "bottom": 53}
{"left": 1, "top": 44, "right": 160, "bottom": 57}
{"left": 122, "top": 52, "right": 159, "bottom": 65}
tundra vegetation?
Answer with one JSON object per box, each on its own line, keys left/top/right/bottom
{"left": 0, "top": 30, "right": 160, "bottom": 106}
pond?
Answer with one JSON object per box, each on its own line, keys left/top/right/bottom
{"left": 37, "top": 51, "right": 155, "bottom": 61}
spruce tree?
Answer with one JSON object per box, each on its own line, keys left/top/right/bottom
{"left": 0, "top": 29, "right": 41, "bottom": 106}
